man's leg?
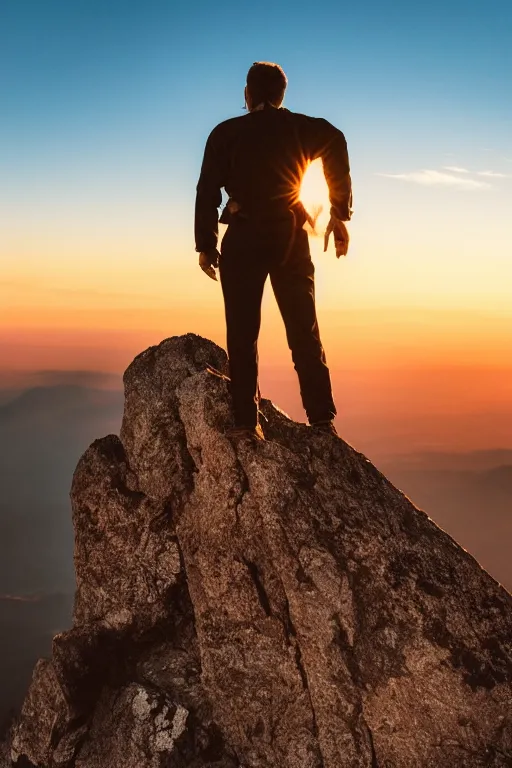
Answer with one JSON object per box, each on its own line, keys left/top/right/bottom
{"left": 219, "top": 224, "right": 268, "bottom": 428}
{"left": 270, "top": 228, "right": 336, "bottom": 424}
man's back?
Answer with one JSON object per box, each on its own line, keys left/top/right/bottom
{"left": 195, "top": 103, "right": 352, "bottom": 253}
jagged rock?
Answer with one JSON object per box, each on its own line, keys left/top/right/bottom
{"left": 11, "top": 334, "right": 512, "bottom": 767}
{"left": 11, "top": 659, "right": 69, "bottom": 766}
{"left": 73, "top": 683, "right": 189, "bottom": 768}
{"left": 0, "top": 724, "right": 14, "bottom": 768}
{"left": 0, "top": 740, "right": 12, "bottom": 768}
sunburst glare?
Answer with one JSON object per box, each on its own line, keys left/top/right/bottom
{"left": 299, "top": 159, "right": 331, "bottom": 235}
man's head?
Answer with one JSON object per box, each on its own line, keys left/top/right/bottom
{"left": 245, "top": 62, "right": 287, "bottom": 111}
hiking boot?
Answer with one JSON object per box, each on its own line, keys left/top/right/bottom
{"left": 226, "top": 423, "right": 265, "bottom": 441}
{"left": 310, "top": 420, "right": 338, "bottom": 436}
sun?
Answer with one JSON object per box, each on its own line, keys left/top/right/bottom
{"left": 299, "top": 159, "right": 330, "bottom": 233}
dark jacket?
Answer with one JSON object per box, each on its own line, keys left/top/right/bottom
{"left": 194, "top": 102, "right": 353, "bottom": 254}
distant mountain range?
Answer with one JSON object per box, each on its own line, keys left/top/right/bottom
{"left": 0, "top": 592, "right": 73, "bottom": 727}
{"left": 380, "top": 450, "right": 512, "bottom": 592}
{"left": 0, "top": 382, "right": 124, "bottom": 722}
{"left": 0, "top": 383, "right": 124, "bottom": 595}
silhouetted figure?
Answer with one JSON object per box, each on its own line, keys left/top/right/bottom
{"left": 195, "top": 61, "right": 353, "bottom": 440}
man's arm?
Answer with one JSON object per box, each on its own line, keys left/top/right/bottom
{"left": 301, "top": 116, "right": 352, "bottom": 256}
{"left": 311, "top": 118, "right": 353, "bottom": 222}
{"left": 194, "top": 127, "right": 225, "bottom": 255}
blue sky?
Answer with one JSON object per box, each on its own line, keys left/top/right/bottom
{"left": 2, "top": 0, "right": 510, "bottom": 196}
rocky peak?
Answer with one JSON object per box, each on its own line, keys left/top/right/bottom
{"left": 11, "top": 334, "right": 512, "bottom": 767}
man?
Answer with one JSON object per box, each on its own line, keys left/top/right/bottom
{"left": 195, "top": 61, "right": 353, "bottom": 441}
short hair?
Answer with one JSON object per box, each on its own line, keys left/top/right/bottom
{"left": 246, "top": 61, "right": 288, "bottom": 107}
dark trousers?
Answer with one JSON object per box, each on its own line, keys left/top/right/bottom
{"left": 219, "top": 216, "right": 336, "bottom": 428}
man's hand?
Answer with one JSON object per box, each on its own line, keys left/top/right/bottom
{"left": 199, "top": 249, "right": 220, "bottom": 281}
{"left": 324, "top": 216, "right": 350, "bottom": 258}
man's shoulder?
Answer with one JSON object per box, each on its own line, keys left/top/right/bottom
{"left": 207, "top": 109, "right": 344, "bottom": 144}
{"left": 287, "top": 109, "right": 339, "bottom": 130}
{"left": 210, "top": 109, "right": 328, "bottom": 131}
{"left": 282, "top": 107, "right": 320, "bottom": 121}
{"left": 283, "top": 109, "right": 345, "bottom": 138}
{"left": 208, "top": 114, "right": 247, "bottom": 140}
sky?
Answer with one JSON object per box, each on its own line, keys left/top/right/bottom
{"left": 1, "top": 0, "right": 512, "bottom": 454}
{"left": 0, "top": 3, "right": 511, "bottom": 710}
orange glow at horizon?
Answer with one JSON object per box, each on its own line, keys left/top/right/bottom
{"left": 2, "top": 152, "right": 512, "bottom": 458}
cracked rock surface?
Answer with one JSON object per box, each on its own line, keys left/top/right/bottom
{"left": 11, "top": 334, "right": 512, "bottom": 767}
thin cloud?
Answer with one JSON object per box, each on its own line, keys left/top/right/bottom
{"left": 0, "top": 370, "right": 122, "bottom": 392}
{"left": 443, "top": 166, "right": 470, "bottom": 173}
{"left": 26, "top": 370, "right": 123, "bottom": 389}
{"left": 477, "top": 170, "right": 508, "bottom": 178}
{"left": 0, "top": 594, "right": 40, "bottom": 603}
{"left": 378, "top": 170, "right": 491, "bottom": 190}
